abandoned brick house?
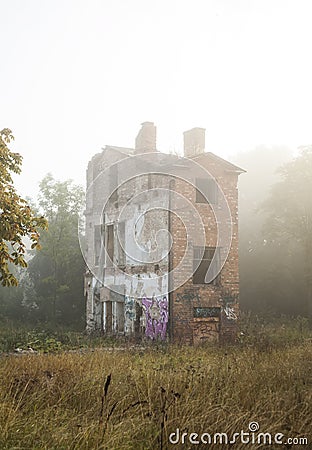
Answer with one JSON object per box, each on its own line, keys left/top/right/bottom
{"left": 84, "top": 122, "right": 245, "bottom": 344}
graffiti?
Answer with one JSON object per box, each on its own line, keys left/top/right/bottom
{"left": 142, "top": 296, "right": 168, "bottom": 340}
{"left": 124, "top": 295, "right": 169, "bottom": 338}
{"left": 176, "top": 289, "right": 200, "bottom": 303}
{"left": 193, "top": 320, "right": 219, "bottom": 344}
{"left": 218, "top": 294, "right": 238, "bottom": 321}
{"left": 222, "top": 305, "right": 237, "bottom": 321}
{"left": 193, "top": 307, "right": 220, "bottom": 319}
{"left": 221, "top": 289, "right": 239, "bottom": 305}
{"left": 125, "top": 296, "right": 136, "bottom": 333}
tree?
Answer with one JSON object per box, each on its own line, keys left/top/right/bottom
{"left": 233, "top": 145, "right": 293, "bottom": 315}
{"left": 0, "top": 128, "right": 47, "bottom": 286}
{"left": 262, "top": 147, "right": 312, "bottom": 317}
{"left": 27, "top": 174, "right": 85, "bottom": 326}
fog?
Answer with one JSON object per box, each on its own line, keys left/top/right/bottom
{"left": 235, "top": 146, "right": 312, "bottom": 317}
{"left": 1, "top": 0, "right": 312, "bottom": 201}
{"left": 1, "top": 1, "right": 312, "bottom": 322}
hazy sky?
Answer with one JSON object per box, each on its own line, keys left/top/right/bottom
{"left": 1, "top": 0, "right": 312, "bottom": 200}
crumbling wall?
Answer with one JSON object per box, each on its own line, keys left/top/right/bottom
{"left": 85, "top": 138, "right": 242, "bottom": 344}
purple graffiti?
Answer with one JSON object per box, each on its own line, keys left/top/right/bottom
{"left": 142, "top": 296, "right": 168, "bottom": 340}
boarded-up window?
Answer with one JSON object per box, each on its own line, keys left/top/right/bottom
{"left": 106, "top": 224, "right": 114, "bottom": 267}
{"left": 193, "top": 307, "right": 221, "bottom": 318}
{"left": 193, "top": 247, "right": 220, "bottom": 285}
{"left": 195, "top": 178, "right": 218, "bottom": 204}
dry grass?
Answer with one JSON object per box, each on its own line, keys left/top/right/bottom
{"left": 0, "top": 338, "right": 311, "bottom": 449}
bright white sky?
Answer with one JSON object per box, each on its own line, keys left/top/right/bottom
{"left": 1, "top": 0, "right": 312, "bottom": 200}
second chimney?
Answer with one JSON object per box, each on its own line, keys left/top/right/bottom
{"left": 183, "top": 127, "right": 205, "bottom": 158}
{"left": 135, "top": 122, "right": 157, "bottom": 153}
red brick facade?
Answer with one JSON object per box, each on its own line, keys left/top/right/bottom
{"left": 169, "top": 154, "right": 243, "bottom": 344}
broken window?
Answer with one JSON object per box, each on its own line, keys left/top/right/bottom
{"left": 94, "top": 225, "right": 101, "bottom": 266}
{"left": 110, "top": 164, "right": 118, "bottom": 203}
{"left": 115, "top": 301, "right": 125, "bottom": 332}
{"left": 106, "top": 224, "right": 114, "bottom": 267}
{"left": 147, "top": 173, "right": 152, "bottom": 190}
{"left": 195, "top": 178, "right": 218, "bottom": 204}
{"left": 105, "top": 301, "right": 112, "bottom": 333}
{"left": 117, "top": 221, "right": 126, "bottom": 266}
{"left": 193, "top": 246, "right": 221, "bottom": 285}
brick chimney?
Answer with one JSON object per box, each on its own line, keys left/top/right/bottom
{"left": 183, "top": 127, "right": 205, "bottom": 158}
{"left": 135, "top": 122, "right": 157, "bottom": 153}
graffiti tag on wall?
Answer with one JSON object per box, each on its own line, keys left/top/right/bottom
{"left": 176, "top": 290, "right": 200, "bottom": 303}
{"left": 218, "top": 295, "right": 238, "bottom": 321}
{"left": 193, "top": 307, "right": 221, "bottom": 319}
{"left": 222, "top": 305, "right": 237, "bottom": 321}
{"left": 142, "top": 296, "right": 168, "bottom": 340}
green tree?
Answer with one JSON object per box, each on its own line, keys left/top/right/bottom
{"left": 262, "top": 146, "right": 312, "bottom": 317}
{"left": 27, "top": 174, "right": 85, "bottom": 326}
{"left": 0, "top": 128, "right": 47, "bottom": 286}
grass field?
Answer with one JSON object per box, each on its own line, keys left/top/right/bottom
{"left": 0, "top": 318, "right": 311, "bottom": 449}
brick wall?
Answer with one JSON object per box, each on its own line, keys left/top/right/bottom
{"left": 170, "top": 156, "right": 240, "bottom": 344}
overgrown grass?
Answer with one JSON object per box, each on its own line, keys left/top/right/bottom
{"left": 0, "top": 322, "right": 119, "bottom": 353}
{"left": 0, "top": 314, "right": 311, "bottom": 353}
{"left": 0, "top": 318, "right": 311, "bottom": 449}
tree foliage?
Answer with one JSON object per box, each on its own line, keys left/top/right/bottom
{"left": 0, "top": 129, "right": 47, "bottom": 286}
{"left": 262, "top": 146, "right": 312, "bottom": 242}
{"left": 262, "top": 146, "right": 312, "bottom": 316}
{"left": 234, "top": 146, "right": 295, "bottom": 316}
{"left": 27, "top": 174, "right": 85, "bottom": 325}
